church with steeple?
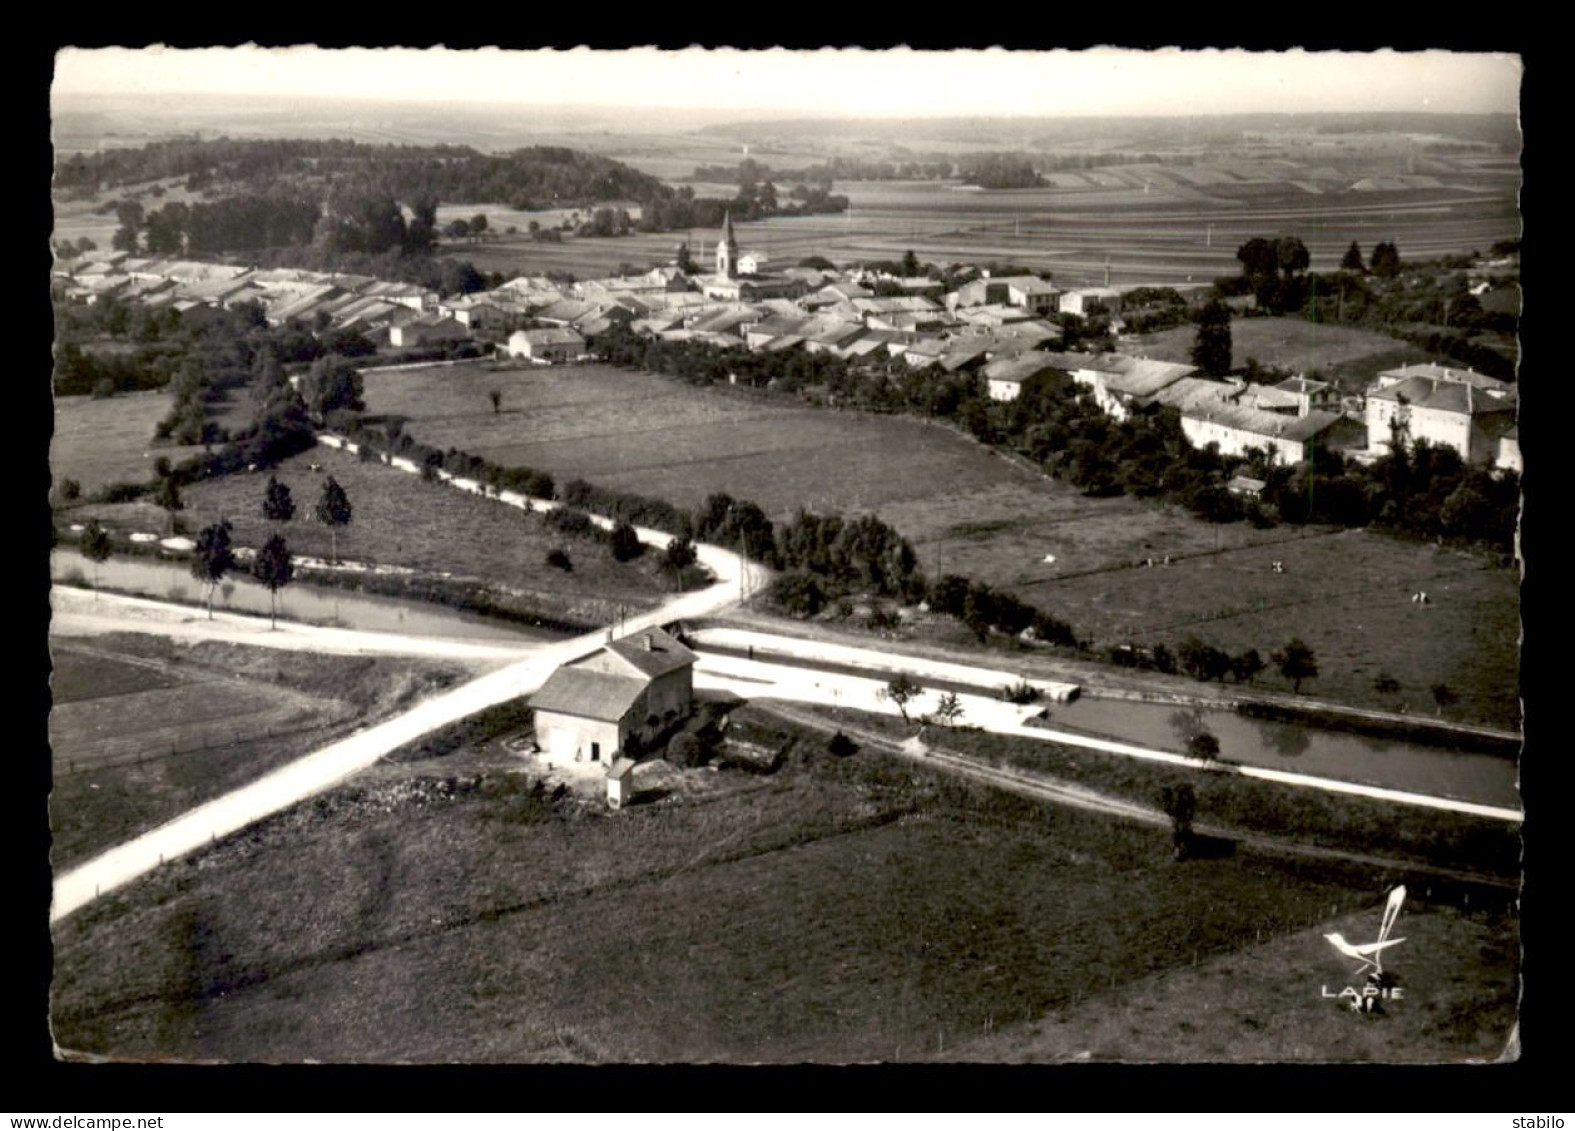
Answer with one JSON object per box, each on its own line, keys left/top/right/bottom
{"left": 716, "top": 210, "right": 738, "bottom": 278}
{"left": 700, "top": 211, "right": 802, "bottom": 301}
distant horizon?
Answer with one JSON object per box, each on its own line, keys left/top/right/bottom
{"left": 51, "top": 88, "right": 1521, "bottom": 123}
{"left": 52, "top": 47, "right": 1522, "bottom": 119}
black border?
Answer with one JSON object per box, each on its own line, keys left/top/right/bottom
{"left": 19, "top": 21, "right": 1555, "bottom": 1113}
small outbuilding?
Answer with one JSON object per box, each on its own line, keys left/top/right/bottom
{"left": 606, "top": 757, "right": 638, "bottom": 809}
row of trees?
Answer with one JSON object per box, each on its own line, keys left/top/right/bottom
{"left": 76, "top": 516, "right": 296, "bottom": 628}
{"left": 1110, "top": 635, "right": 1319, "bottom": 694}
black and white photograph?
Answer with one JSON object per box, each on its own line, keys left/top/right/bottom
{"left": 44, "top": 44, "right": 1524, "bottom": 1067}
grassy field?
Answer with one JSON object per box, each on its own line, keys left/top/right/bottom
{"left": 50, "top": 390, "right": 212, "bottom": 495}
{"left": 362, "top": 361, "right": 1023, "bottom": 517}
{"left": 943, "top": 899, "right": 1518, "bottom": 1063}
{"left": 52, "top": 706, "right": 1469, "bottom": 1064}
{"left": 1125, "top": 315, "right": 1436, "bottom": 389}
{"left": 48, "top": 633, "right": 473, "bottom": 867}
{"left": 176, "top": 443, "right": 670, "bottom": 625}
{"left": 1034, "top": 527, "right": 1521, "bottom": 728}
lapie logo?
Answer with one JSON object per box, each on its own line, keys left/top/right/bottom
{"left": 1320, "top": 885, "right": 1407, "bottom": 1012}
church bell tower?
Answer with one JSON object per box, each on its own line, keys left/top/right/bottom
{"left": 716, "top": 210, "right": 737, "bottom": 279}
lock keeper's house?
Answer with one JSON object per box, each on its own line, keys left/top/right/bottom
{"left": 529, "top": 627, "right": 697, "bottom": 767}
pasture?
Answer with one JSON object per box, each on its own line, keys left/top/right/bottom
{"left": 363, "top": 361, "right": 1521, "bottom": 727}
{"left": 48, "top": 634, "right": 469, "bottom": 867}
{"left": 1022, "top": 527, "right": 1521, "bottom": 729}
{"left": 945, "top": 897, "right": 1518, "bottom": 1063}
{"left": 1124, "top": 315, "right": 1436, "bottom": 388}
{"left": 361, "top": 361, "right": 1023, "bottom": 517}
{"left": 51, "top": 711, "right": 1417, "bottom": 1064}
{"left": 177, "top": 443, "right": 667, "bottom": 624}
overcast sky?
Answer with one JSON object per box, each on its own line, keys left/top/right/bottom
{"left": 53, "top": 46, "right": 1521, "bottom": 118}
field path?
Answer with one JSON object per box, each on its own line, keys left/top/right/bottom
{"left": 759, "top": 702, "right": 1515, "bottom": 891}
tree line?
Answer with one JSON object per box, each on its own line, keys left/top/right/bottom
{"left": 1215, "top": 236, "right": 1516, "bottom": 381}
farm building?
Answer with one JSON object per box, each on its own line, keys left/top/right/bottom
{"left": 389, "top": 315, "right": 470, "bottom": 349}
{"left": 1187, "top": 403, "right": 1365, "bottom": 463}
{"left": 1497, "top": 426, "right": 1521, "bottom": 475}
{"left": 1365, "top": 374, "right": 1518, "bottom": 468}
{"left": 530, "top": 627, "right": 697, "bottom": 768}
{"left": 1064, "top": 353, "right": 1197, "bottom": 419}
{"left": 1059, "top": 287, "right": 1124, "bottom": 317}
{"left": 1142, "top": 375, "right": 1366, "bottom": 462}
{"left": 1001, "top": 276, "right": 1062, "bottom": 314}
{"left": 983, "top": 353, "right": 1074, "bottom": 402}
{"left": 1371, "top": 362, "right": 1513, "bottom": 397}
{"left": 507, "top": 327, "right": 586, "bottom": 363}
{"left": 440, "top": 296, "right": 514, "bottom": 331}
{"left": 1270, "top": 374, "right": 1338, "bottom": 415}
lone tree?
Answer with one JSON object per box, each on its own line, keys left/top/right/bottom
{"left": 1340, "top": 241, "right": 1367, "bottom": 274}
{"left": 1373, "top": 671, "right": 1402, "bottom": 696}
{"left": 263, "top": 475, "right": 296, "bottom": 528}
{"left": 1159, "top": 782, "right": 1197, "bottom": 862}
{"left": 880, "top": 672, "right": 921, "bottom": 724}
{"left": 1272, "top": 637, "right": 1319, "bottom": 694}
{"left": 609, "top": 520, "right": 643, "bottom": 562}
{"left": 930, "top": 690, "right": 965, "bottom": 728}
{"left": 662, "top": 535, "right": 697, "bottom": 573}
{"left": 1431, "top": 683, "right": 1459, "bottom": 716}
{"left": 79, "top": 519, "right": 112, "bottom": 596}
{"left": 1171, "top": 710, "right": 1220, "bottom": 762}
{"left": 1188, "top": 730, "right": 1221, "bottom": 762}
{"left": 300, "top": 357, "right": 365, "bottom": 421}
{"left": 315, "top": 476, "right": 353, "bottom": 565}
{"left": 1191, "top": 299, "right": 1233, "bottom": 377}
{"left": 252, "top": 533, "right": 295, "bottom": 629}
{"left": 488, "top": 388, "right": 503, "bottom": 415}
{"left": 190, "top": 520, "right": 237, "bottom": 619}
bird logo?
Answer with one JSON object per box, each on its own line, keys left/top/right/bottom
{"left": 1325, "top": 886, "right": 1407, "bottom": 978}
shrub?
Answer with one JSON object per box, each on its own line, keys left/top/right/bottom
{"left": 828, "top": 731, "right": 859, "bottom": 757}
{"left": 546, "top": 548, "right": 573, "bottom": 572}
{"left": 545, "top": 508, "right": 597, "bottom": 540}
{"left": 1002, "top": 679, "right": 1041, "bottom": 705}
{"left": 667, "top": 731, "right": 702, "bottom": 768}
{"left": 59, "top": 478, "right": 82, "bottom": 503}
{"left": 609, "top": 521, "right": 643, "bottom": 562}
{"left": 96, "top": 480, "right": 150, "bottom": 504}
{"left": 767, "top": 570, "right": 827, "bottom": 617}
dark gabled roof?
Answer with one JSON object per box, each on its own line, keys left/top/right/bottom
{"left": 530, "top": 668, "right": 648, "bottom": 723}
{"left": 603, "top": 626, "right": 698, "bottom": 679}
{"left": 1369, "top": 375, "right": 1518, "bottom": 415}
